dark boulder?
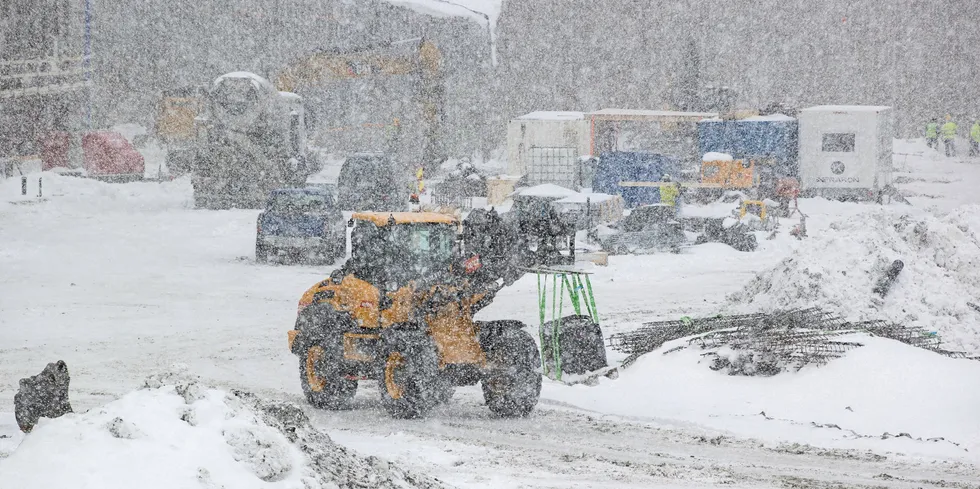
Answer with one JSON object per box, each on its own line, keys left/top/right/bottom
{"left": 14, "top": 360, "right": 73, "bottom": 433}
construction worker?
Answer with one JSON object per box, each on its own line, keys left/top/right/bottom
{"left": 942, "top": 115, "right": 958, "bottom": 157}
{"left": 660, "top": 174, "right": 681, "bottom": 218}
{"left": 970, "top": 119, "right": 980, "bottom": 157}
{"left": 925, "top": 118, "right": 939, "bottom": 150}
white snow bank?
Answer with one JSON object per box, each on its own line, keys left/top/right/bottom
{"left": 0, "top": 371, "right": 449, "bottom": 489}
{"left": 729, "top": 205, "right": 980, "bottom": 354}
{"left": 702, "top": 152, "right": 734, "bottom": 161}
{"left": 544, "top": 334, "right": 980, "bottom": 461}
{"left": 511, "top": 183, "right": 579, "bottom": 199}
{"left": 741, "top": 113, "right": 796, "bottom": 122}
{"left": 0, "top": 171, "right": 191, "bottom": 212}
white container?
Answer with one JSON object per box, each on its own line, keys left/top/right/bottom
{"left": 798, "top": 105, "right": 893, "bottom": 198}
{"left": 506, "top": 111, "right": 591, "bottom": 189}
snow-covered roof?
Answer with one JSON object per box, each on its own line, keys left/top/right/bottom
{"left": 553, "top": 192, "right": 617, "bottom": 204}
{"left": 278, "top": 91, "right": 301, "bottom": 100}
{"left": 516, "top": 111, "right": 586, "bottom": 121}
{"left": 802, "top": 105, "right": 892, "bottom": 113}
{"left": 588, "top": 108, "right": 718, "bottom": 120}
{"left": 741, "top": 113, "right": 796, "bottom": 121}
{"left": 511, "top": 183, "right": 580, "bottom": 198}
{"left": 702, "top": 152, "right": 734, "bottom": 162}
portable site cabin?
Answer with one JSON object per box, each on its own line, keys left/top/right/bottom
{"left": 506, "top": 112, "right": 591, "bottom": 190}
{"left": 798, "top": 105, "right": 893, "bottom": 199}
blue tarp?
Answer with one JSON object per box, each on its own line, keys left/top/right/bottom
{"left": 592, "top": 151, "right": 681, "bottom": 208}
{"left": 697, "top": 118, "right": 799, "bottom": 178}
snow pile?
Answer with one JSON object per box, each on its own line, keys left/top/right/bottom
{"left": 728, "top": 206, "right": 980, "bottom": 353}
{"left": 0, "top": 370, "right": 451, "bottom": 489}
{"left": 702, "top": 152, "right": 734, "bottom": 161}
{"left": 544, "top": 333, "right": 980, "bottom": 460}
{"left": 0, "top": 171, "right": 191, "bottom": 212}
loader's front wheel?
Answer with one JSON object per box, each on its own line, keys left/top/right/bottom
{"left": 300, "top": 344, "right": 357, "bottom": 410}
{"left": 379, "top": 330, "right": 440, "bottom": 419}
{"left": 482, "top": 328, "right": 542, "bottom": 418}
{"left": 255, "top": 239, "right": 269, "bottom": 263}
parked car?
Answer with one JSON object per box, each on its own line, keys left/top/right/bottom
{"left": 336, "top": 153, "right": 408, "bottom": 211}
{"left": 601, "top": 204, "right": 686, "bottom": 254}
{"left": 255, "top": 187, "right": 346, "bottom": 264}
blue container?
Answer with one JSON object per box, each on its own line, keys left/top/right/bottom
{"left": 697, "top": 118, "right": 800, "bottom": 178}
{"left": 592, "top": 151, "right": 681, "bottom": 208}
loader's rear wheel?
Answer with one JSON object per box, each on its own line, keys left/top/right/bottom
{"left": 379, "top": 330, "right": 440, "bottom": 419}
{"left": 482, "top": 328, "right": 542, "bottom": 418}
{"left": 300, "top": 344, "right": 357, "bottom": 410}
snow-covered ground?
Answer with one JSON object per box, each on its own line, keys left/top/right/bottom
{"left": 2, "top": 139, "right": 980, "bottom": 488}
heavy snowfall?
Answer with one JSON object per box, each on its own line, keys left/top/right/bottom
{"left": 3, "top": 2, "right": 980, "bottom": 489}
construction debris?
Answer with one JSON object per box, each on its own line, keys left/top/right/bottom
{"left": 872, "top": 259, "right": 905, "bottom": 297}
{"left": 14, "top": 361, "right": 73, "bottom": 433}
{"left": 608, "top": 308, "right": 979, "bottom": 376}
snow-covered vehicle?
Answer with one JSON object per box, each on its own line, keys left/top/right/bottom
{"left": 255, "top": 187, "right": 346, "bottom": 264}
{"left": 600, "top": 204, "right": 687, "bottom": 254}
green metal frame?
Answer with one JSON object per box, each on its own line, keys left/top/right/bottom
{"left": 535, "top": 268, "right": 599, "bottom": 381}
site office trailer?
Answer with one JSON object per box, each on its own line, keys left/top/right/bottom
{"left": 799, "top": 105, "right": 893, "bottom": 200}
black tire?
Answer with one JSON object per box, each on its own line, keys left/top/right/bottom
{"left": 255, "top": 239, "right": 269, "bottom": 263}
{"left": 296, "top": 308, "right": 357, "bottom": 410}
{"left": 432, "top": 374, "right": 455, "bottom": 405}
{"left": 379, "top": 329, "right": 441, "bottom": 419}
{"left": 482, "top": 327, "right": 542, "bottom": 418}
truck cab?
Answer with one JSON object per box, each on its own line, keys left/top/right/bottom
{"left": 256, "top": 187, "right": 345, "bottom": 264}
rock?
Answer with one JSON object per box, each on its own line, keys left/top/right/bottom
{"left": 14, "top": 360, "right": 73, "bottom": 433}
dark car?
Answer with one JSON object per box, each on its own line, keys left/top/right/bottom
{"left": 601, "top": 204, "right": 687, "bottom": 254}
{"left": 336, "top": 153, "right": 408, "bottom": 212}
{"left": 256, "top": 187, "right": 346, "bottom": 264}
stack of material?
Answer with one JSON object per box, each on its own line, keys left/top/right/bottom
{"left": 608, "top": 307, "right": 978, "bottom": 375}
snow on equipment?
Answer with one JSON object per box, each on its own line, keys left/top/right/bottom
{"left": 286, "top": 207, "right": 582, "bottom": 419}
{"left": 14, "top": 360, "right": 73, "bottom": 433}
{"left": 190, "top": 72, "right": 319, "bottom": 209}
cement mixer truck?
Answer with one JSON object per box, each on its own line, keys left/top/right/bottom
{"left": 190, "top": 72, "right": 320, "bottom": 209}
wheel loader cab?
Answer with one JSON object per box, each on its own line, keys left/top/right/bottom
{"left": 288, "top": 211, "right": 543, "bottom": 419}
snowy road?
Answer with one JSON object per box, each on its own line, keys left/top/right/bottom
{"left": 3, "top": 148, "right": 980, "bottom": 488}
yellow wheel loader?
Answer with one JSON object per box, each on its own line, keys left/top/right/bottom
{"left": 287, "top": 209, "right": 576, "bottom": 419}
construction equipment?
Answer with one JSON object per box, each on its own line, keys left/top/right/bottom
{"left": 272, "top": 37, "right": 445, "bottom": 173}
{"left": 154, "top": 86, "right": 205, "bottom": 175}
{"left": 286, "top": 207, "right": 579, "bottom": 419}
{"left": 189, "top": 72, "right": 319, "bottom": 209}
